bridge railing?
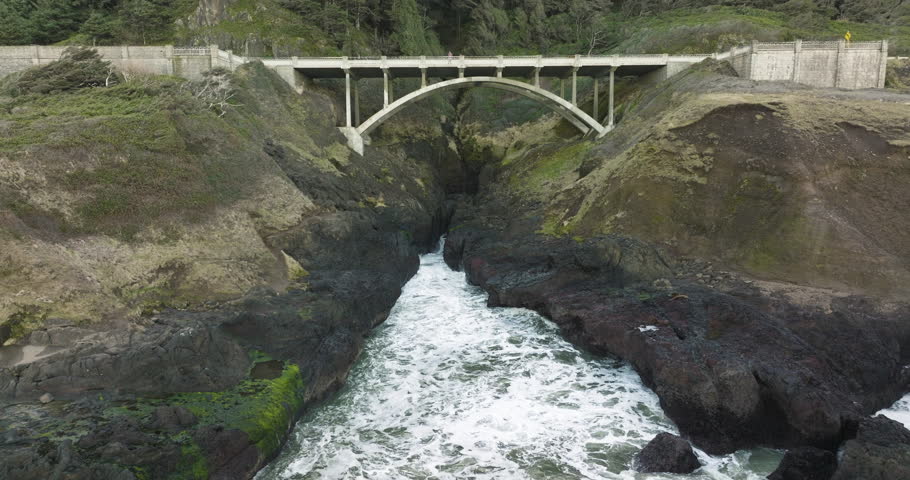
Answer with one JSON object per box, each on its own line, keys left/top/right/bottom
{"left": 847, "top": 41, "right": 887, "bottom": 50}
{"left": 173, "top": 47, "right": 210, "bottom": 56}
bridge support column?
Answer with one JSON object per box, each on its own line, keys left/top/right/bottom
{"left": 339, "top": 127, "right": 364, "bottom": 156}
{"left": 608, "top": 67, "right": 616, "bottom": 128}
{"left": 383, "top": 68, "right": 391, "bottom": 107}
{"left": 560, "top": 78, "right": 565, "bottom": 99}
{"left": 420, "top": 56, "right": 428, "bottom": 88}
{"left": 532, "top": 67, "right": 541, "bottom": 87}
{"left": 353, "top": 77, "right": 360, "bottom": 126}
{"left": 344, "top": 69, "right": 352, "bottom": 127}
{"left": 571, "top": 68, "right": 578, "bottom": 106}
{"left": 593, "top": 77, "right": 599, "bottom": 122}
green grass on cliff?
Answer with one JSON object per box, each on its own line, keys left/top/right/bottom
{"left": 1, "top": 78, "right": 229, "bottom": 239}
{"left": 0, "top": 67, "right": 295, "bottom": 240}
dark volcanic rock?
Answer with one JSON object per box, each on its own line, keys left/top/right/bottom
{"left": 0, "top": 64, "right": 460, "bottom": 479}
{"left": 832, "top": 415, "right": 910, "bottom": 480}
{"left": 444, "top": 217, "right": 910, "bottom": 454}
{"left": 634, "top": 432, "right": 701, "bottom": 473}
{"left": 0, "top": 317, "right": 250, "bottom": 400}
{"left": 195, "top": 425, "right": 260, "bottom": 480}
{"left": 768, "top": 446, "right": 837, "bottom": 480}
{"left": 151, "top": 406, "right": 198, "bottom": 432}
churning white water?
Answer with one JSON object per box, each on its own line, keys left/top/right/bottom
{"left": 880, "top": 393, "right": 910, "bottom": 428}
{"left": 257, "top": 246, "right": 783, "bottom": 480}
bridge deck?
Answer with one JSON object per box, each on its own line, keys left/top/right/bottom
{"left": 261, "top": 55, "right": 712, "bottom": 79}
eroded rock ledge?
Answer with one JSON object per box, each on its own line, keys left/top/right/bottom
{"left": 444, "top": 219, "right": 910, "bottom": 459}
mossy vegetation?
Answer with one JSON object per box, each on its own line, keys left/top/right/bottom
{"left": 176, "top": 441, "right": 209, "bottom": 480}
{"left": 3, "top": 305, "right": 48, "bottom": 343}
{"left": 97, "top": 358, "right": 305, "bottom": 477}
{"left": 167, "top": 362, "right": 305, "bottom": 457}
{"left": 510, "top": 141, "right": 592, "bottom": 192}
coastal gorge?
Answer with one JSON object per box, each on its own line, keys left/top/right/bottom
{"left": 1, "top": 1, "right": 910, "bottom": 479}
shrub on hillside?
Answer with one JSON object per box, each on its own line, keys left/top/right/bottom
{"left": 7, "top": 47, "right": 122, "bottom": 96}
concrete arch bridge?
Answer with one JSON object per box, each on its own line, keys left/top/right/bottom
{"left": 263, "top": 54, "right": 719, "bottom": 154}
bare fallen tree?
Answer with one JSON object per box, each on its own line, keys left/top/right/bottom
{"left": 182, "top": 68, "right": 241, "bottom": 117}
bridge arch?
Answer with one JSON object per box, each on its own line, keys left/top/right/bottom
{"left": 356, "top": 76, "right": 607, "bottom": 139}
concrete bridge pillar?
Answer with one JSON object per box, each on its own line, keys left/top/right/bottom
{"left": 353, "top": 75, "right": 360, "bottom": 126}
{"left": 593, "top": 77, "right": 599, "bottom": 122}
{"left": 497, "top": 55, "right": 504, "bottom": 78}
{"left": 533, "top": 55, "right": 542, "bottom": 87}
{"left": 572, "top": 55, "right": 581, "bottom": 106}
{"left": 381, "top": 56, "right": 393, "bottom": 107}
{"left": 344, "top": 71, "right": 352, "bottom": 127}
{"left": 383, "top": 69, "right": 394, "bottom": 106}
{"left": 420, "top": 56, "right": 428, "bottom": 87}
{"left": 608, "top": 67, "right": 617, "bottom": 128}
{"left": 571, "top": 67, "right": 579, "bottom": 106}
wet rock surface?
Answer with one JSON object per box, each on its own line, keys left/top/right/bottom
{"left": 444, "top": 213, "right": 910, "bottom": 455}
{"left": 832, "top": 415, "right": 910, "bottom": 480}
{"left": 634, "top": 432, "right": 701, "bottom": 473}
{"left": 767, "top": 446, "right": 837, "bottom": 480}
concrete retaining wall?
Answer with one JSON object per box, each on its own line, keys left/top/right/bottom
{"left": 743, "top": 40, "right": 888, "bottom": 89}
{"left": 728, "top": 47, "right": 753, "bottom": 78}
{"left": 0, "top": 45, "right": 246, "bottom": 81}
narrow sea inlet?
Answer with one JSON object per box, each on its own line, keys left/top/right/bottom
{"left": 257, "top": 246, "right": 786, "bottom": 479}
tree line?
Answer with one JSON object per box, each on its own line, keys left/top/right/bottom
{"left": 0, "top": 0, "right": 193, "bottom": 46}
{"left": 0, "top": 0, "right": 906, "bottom": 55}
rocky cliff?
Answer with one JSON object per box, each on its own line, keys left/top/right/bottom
{"left": 0, "top": 61, "right": 466, "bottom": 479}
{"left": 446, "top": 61, "right": 910, "bottom": 475}
{"left": 2, "top": 52, "right": 910, "bottom": 479}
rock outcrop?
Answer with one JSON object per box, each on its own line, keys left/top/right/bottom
{"left": 832, "top": 415, "right": 910, "bottom": 480}
{"left": 0, "top": 61, "right": 464, "bottom": 478}
{"left": 768, "top": 446, "right": 837, "bottom": 480}
{"left": 634, "top": 432, "right": 701, "bottom": 473}
{"left": 445, "top": 63, "right": 910, "bottom": 455}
